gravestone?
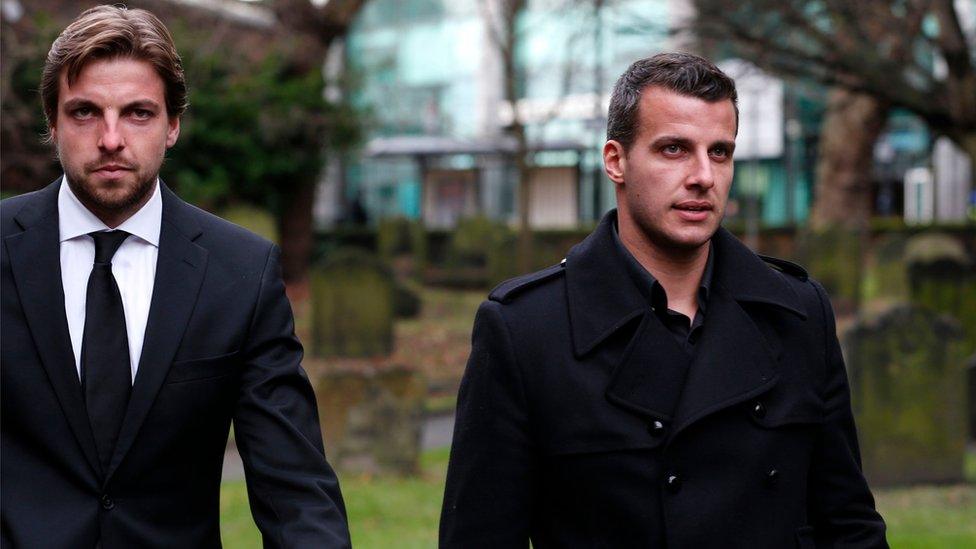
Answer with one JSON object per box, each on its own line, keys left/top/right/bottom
{"left": 310, "top": 248, "right": 394, "bottom": 357}
{"left": 969, "top": 355, "right": 976, "bottom": 442}
{"left": 377, "top": 217, "right": 427, "bottom": 281}
{"left": 315, "top": 366, "right": 425, "bottom": 476}
{"left": 844, "top": 304, "right": 967, "bottom": 486}
{"left": 861, "top": 233, "right": 909, "bottom": 304}
{"left": 799, "top": 228, "right": 863, "bottom": 316}
{"left": 905, "top": 232, "right": 976, "bottom": 357}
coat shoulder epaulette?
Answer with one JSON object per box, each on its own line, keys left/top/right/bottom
{"left": 489, "top": 260, "right": 566, "bottom": 303}
{"left": 758, "top": 254, "right": 808, "bottom": 281}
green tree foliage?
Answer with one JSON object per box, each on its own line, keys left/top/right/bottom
{"left": 165, "top": 36, "right": 363, "bottom": 217}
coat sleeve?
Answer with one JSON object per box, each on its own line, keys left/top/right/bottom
{"left": 807, "top": 281, "right": 888, "bottom": 548}
{"left": 232, "top": 244, "right": 351, "bottom": 548}
{"left": 440, "top": 300, "right": 536, "bottom": 548}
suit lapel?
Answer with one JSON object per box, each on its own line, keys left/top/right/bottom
{"left": 106, "top": 185, "right": 207, "bottom": 481}
{"left": 4, "top": 181, "right": 103, "bottom": 477}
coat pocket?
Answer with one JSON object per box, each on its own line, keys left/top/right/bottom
{"left": 166, "top": 350, "right": 240, "bottom": 384}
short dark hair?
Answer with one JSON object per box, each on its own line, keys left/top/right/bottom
{"left": 41, "top": 5, "right": 188, "bottom": 129}
{"left": 606, "top": 52, "right": 738, "bottom": 150}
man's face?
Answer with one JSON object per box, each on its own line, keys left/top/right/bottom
{"left": 51, "top": 57, "right": 179, "bottom": 226}
{"left": 604, "top": 86, "right": 736, "bottom": 256}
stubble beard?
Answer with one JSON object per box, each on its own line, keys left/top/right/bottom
{"left": 62, "top": 155, "right": 159, "bottom": 224}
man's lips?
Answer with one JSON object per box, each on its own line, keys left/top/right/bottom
{"left": 673, "top": 200, "right": 713, "bottom": 211}
{"left": 673, "top": 200, "right": 713, "bottom": 221}
{"left": 92, "top": 164, "right": 132, "bottom": 172}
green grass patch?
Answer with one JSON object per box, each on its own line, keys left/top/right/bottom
{"left": 220, "top": 449, "right": 449, "bottom": 548}
{"left": 223, "top": 447, "right": 975, "bottom": 547}
{"left": 876, "top": 483, "right": 976, "bottom": 548}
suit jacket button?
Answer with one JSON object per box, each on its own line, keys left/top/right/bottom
{"left": 752, "top": 401, "right": 767, "bottom": 419}
{"left": 665, "top": 473, "right": 682, "bottom": 494}
{"left": 765, "top": 468, "right": 780, "bottom": 486}
{"left": 100, "top": 494, "right": 115, "bottom": 510}
{"left": 649, "top": 420, "right": 666, "bottom": 436}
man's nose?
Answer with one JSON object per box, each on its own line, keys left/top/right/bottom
{"left": 687, "top": 151, "right": 715, "bottom": 189}
{"left": 97, "top": 113, "right": 124, "bottom": 152}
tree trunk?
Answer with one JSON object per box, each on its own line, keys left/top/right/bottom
{"left": 279, "top": 181, "right": 316, "bottom": 295}
{"left": 514, "top": 127, "right": 534, "bottom": 275}
{"left": 810, "top": 89, "right": 889, "bottom": 230}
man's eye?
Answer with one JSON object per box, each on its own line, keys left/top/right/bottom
{"left": 132, "top": 109, "right": 154, "bottom": 120}
{"left": 72, "top": 107, "right": 93, "bottom": 119}
{"left": 710, "top": 147, "right": 730, "bottom": 158}
{"left": 662, "top": 144, "right": 682, "bottom": 155}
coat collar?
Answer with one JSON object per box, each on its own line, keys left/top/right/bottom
{"left": 565, "top": 210, "right": 805, "bottom": 358}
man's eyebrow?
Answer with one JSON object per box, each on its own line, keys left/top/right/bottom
{"left": 121, "top": 99, "right": 162, "bottom": 111}
{"left": 60, "top": 98, "right": 162, "bottom": 111}
{"left": 711, "top": 140, "right": 736, "bottom": 151}
{"left": 649, "top": 135, "right": 693, "bottom": 148}
{"left": 61, "top": 98, "right": 98, "bottom": 111}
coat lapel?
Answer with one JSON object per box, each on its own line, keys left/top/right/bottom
{"left": 106, "top": 184, "right": 208, "bottom": 481}
{"left": 669, "top": 228, "right": 808, "bottom": 440}
{"left": 668, "top": 285, "right": 779, "bottom": 438}
{"left": 566, "top": 215, "right": 810, "bottom": 435}
{"left": 565, "top": 212, "right": 692, "bottom": 422}
{"left": 4, "top": 181, "right": 103, "bottom": 477}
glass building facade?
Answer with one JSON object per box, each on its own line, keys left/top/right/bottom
{"left": 338, "top": 0, "right": 817, "bottom": 229}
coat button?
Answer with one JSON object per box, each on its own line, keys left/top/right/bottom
{"left": 100, "top": 494, "right": 115, "bottom": 510}
{"left": 665, "top": 473, "right": 682, "bottom": 494}
{"left": 752, "top": 401, "right": 767, "bottom": 419}
{"left": 765, "top": 468, "right": 780, "bottom": 486}
{"left": 649, "top": 420, "right": 666, "bottom": 436}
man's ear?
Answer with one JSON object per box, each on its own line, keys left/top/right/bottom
{"left": 603, "top": 140, "right": 627, "bottom": 185}
{"left": 165, "top": 116, "right": 180, "bottom": 148}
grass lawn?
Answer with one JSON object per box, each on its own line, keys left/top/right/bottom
{"left": 220, "top": 448, "right": 449, "bottom": 548}
{"left": 221, "top": 447, "right": 976, "bottom": 548}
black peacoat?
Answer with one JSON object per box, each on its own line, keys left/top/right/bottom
{"left": 440, "top": 211, "right": 887, "bottom": 548}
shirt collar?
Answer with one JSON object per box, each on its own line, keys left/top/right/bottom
{"left": 611, "top": 218, "right": 713, "bottom": 313}
{"left": 58, "top": 177, "right": 162, "bottom": 247}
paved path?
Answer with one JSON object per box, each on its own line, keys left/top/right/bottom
{"left": 222, "top": 413, "right": 456, "bottom": 480}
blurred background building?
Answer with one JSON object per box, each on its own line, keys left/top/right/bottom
{"left": 314, "top": 0, "right": 974, "bottom": 231}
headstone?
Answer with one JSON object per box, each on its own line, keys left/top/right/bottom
{"left": 968, "top": 355, "right": 976, "bottom": 443}
{"left": 844, "top": 304, "right": 967, "bottom": 486}
{"left": 377, "top": 217, "right": 427, "bottom": 281}
{"left": 861, "top": 233, "right": 909, "bottom": 304}
{"left": 310, "top": 248, "right": 394, "bottom": 357}
{"left": 906, "top": 232, "right": 976, "bottom": 356}
{"left": 315, "top": 366, "right": 425, "bottom": 476}
{"left": 218, "top": 203, "right": 279, "bottom": 243}
{"left": 799, "top": 228, "right": 863, "bottom": 316}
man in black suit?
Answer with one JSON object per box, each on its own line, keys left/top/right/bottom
{"left": 1, "top": 6, "right": 350, "bottom": 547}
{"left": 440, "top": 53, "right": 888, "bottom": 547}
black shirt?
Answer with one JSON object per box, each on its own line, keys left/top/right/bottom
{"left": 611, "top": 223, "right": 713, "bottom": 356}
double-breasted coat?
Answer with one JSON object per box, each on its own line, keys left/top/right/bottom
{"left": 440, "top": 211, "right": 887, "bottom": 548}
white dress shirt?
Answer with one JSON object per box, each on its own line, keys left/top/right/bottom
{"left": 59, "top": 179, "right": 161, "bottom": 383}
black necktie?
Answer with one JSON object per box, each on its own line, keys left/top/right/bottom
{"left": 82, "top": 230, "right": 132, "bottom": 472}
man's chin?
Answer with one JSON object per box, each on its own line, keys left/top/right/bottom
{"left": 68, "top": 174, "right": 155, "bottom": 217}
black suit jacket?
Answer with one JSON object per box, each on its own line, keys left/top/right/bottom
{"left": 440, "top": 211, "right": 887, "bottom": 548}
{"left": 1, "top": 181, "right": 350, "bottom": 548}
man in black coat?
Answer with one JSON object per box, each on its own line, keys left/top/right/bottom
{"left": 1, "top": 6, "right": 349, "bottom": 547}
{"left": 440, "top": 53, "right": 887, "bottom": 548}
